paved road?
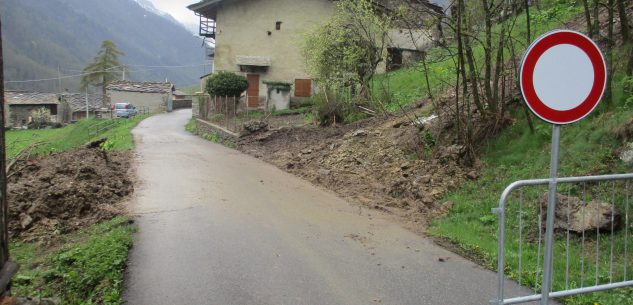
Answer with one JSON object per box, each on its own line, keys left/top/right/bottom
{"left": 123, "top": 109, "right": 527, "bottom": 305}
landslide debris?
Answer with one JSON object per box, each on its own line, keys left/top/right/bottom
{"left": 8, "top": 148, "right": 134, "bottom": 241}
{"left": 238, "top": 103, "right": 479, "bottom": 233}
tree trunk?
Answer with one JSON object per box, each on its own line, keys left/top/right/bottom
{"left": 617, "top": 0, "right": 632, "bottom": 76}
{"left": 0, "top": 11, "right": 9, "bottom": 271}
{"left": 483, "top": 0, "right": 494, "bottom": 106}
{"left": 616, "top": 0, "right": 629, "bottom": 41}
{"left": 582, "top": 0, "right": 593, "bottom": 37}
{"left": 604, "top": 0, "right": 614, "bottom": 105}
{"left": 421, "top": 54, "right": 433, "bottom": 100}
{"left": 593, "top": 0, "right": 601, "bottom": 39}
{"left": 525, "top": 0, "right": 532, "bottom": 43}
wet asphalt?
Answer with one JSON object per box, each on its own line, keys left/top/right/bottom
{"left": 122, "top": 109, "right": 534, "bottom": 305}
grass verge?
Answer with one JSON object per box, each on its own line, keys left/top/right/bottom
{"left": 11, "top": 217, "right": 136, "bottom": 304}
{"left": 430, "top": 82, "right": 633, "bottom": 304}
{"left": 7, "top": 115, "right": 149, "bottom": 158}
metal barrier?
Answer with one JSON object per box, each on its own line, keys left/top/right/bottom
{"left": 198, "top": 95, "right": 264, "bottom": 133}
{"left": 87, "top": 119, "right": 120, "bottom": 137}
{"left": 493, "top": 173, "right": 633, "bottom": 304}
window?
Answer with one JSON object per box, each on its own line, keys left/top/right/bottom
{"left": 276, "top": 21, "right": 282, "bottom": 30}
{"left": 295, "top": 79, "right": 312, "bottom": 97}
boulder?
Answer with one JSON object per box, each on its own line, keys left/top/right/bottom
{"left": 242, "top": 120, "right": 268, "bottom": 134}
{"left": 541, "top": 193, "right": 621, "bottom": 233}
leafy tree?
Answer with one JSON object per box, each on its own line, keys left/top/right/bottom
{"left": 205, "top": 72, "right": 248, "bottom": 97}
{"left": 80, "top": 40, "right": 125, "bottom": 103}
{"left": 302, "top": 0, "right": 392, "bottom": 101}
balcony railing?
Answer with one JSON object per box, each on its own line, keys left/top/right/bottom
{"left": 199, "top": 15, "right": 216, "bottom": 39}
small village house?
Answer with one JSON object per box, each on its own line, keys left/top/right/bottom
{"left": 106, "top": 81, "right": 175, "bottom": 113}
{"left": 4, "top": 91, "right": 61, "bottom": 128}
{"left": 59, "top": 93, "right": 104, "bottom": 121}
{"left": 187, "top": 0, "right": 443, "bottom": 110}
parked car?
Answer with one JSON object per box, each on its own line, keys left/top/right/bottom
{"left": 113, "top": 103, "right": 137, "bottom": 118}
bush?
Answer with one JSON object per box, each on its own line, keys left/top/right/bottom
{"left": 312, "top": 91, "right": 348, "bottom": 126}
{"left": 205, "top": 72, "right": 249, "bottom": 97}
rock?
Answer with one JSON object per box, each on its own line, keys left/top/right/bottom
{"left": 19, "top": 214, "right": 33, "bottom": 229}
{"left": 318, "top": 169, "right": 331, "bottom": 176}
{"left": 419, "top": 175, "right": 431, "bottom": 184}
{"left": 466, "top": 171, "right": 478, "bottom": 180}
{"left": 436, "top": 145, "right": 465, "bottom": 161}
{"left": 412, "top": 114, "right": 438, "bottom": 127}
{"left": 242, "top": 120, "right": 268, "bottom": 134}
{"left": 400, "top": 162, "right": 411, "bottom": 170}
{"left": 352, "top": 129, "right": 367, "bottom": 137}
{"left": 429, "top": 187, "right": 444, "bottom": 198}
{"left": 541, "top": 193, "right": 621, "bottom": 233}
{"left": 619, "top": 146, "right": 633, "bottom": 164}
{"left": 300, "top": 149, "right": 313, "bottom": 155}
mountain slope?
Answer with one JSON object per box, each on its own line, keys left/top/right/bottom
{"left": 1, "top": 0, "right": 208, "bottom": 92}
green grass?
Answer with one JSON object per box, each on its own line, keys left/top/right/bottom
{"left": 11, "top": 217, "right": 136, "bottom": 304}
{"left": 185, "top": 118, "right": 197, "bottom": 134}
{"left": 372, "top": 0, "right": 582, "bottom": 110}
{"left": 429, "top": 69, "right": 633, "bottom": 305}
{"left": 7, "top": 115, "right": 149, "bottom": 158}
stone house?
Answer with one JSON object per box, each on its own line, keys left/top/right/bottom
{"left": 187, "top": 0, "right": 443, "bottom": 110}
{"left": 106, "top": 81, "right": 174, "bottom": 113}
{"left": 4, "top": 91, "right": 61, "bottom": 128}
{"left": 59, "top": 93, "right": 104, "bottom": 121}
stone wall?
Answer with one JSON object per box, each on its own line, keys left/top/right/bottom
{"left": 195, "top": 118, "right": 238, "bottom": 143}
{"left": 173, "top": 100, "right": 192, "bottom": 109}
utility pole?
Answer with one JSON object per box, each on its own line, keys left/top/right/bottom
{"left": 122, "top": 68, "right": 126, "bottom": 81}
{"left": 57, "top": 65, "right": 62, "bottom": 93}
{"left": 0, "top": 13, "right": 19, "bottom": 296}
{"left": 85, "top": 88, "right": 89, "bottom": 119}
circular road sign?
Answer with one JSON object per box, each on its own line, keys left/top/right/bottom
{"left": 520, "top": 29, "right": 607, "bottom": 125}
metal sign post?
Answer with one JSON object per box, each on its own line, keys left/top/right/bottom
{"left": 541, "top": 124, "right": 560, "bottom": 305}
{"left": 518, "top": 30, "right": 607, "bottom": 304}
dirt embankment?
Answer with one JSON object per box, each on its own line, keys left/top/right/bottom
{"left": 238, "top": 104, "right": 478, "bottom": 233}
{"left": 8, "top": 148, "right": 134, "bottom": 241}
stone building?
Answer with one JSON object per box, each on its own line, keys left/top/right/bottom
{"left": 4, "top": 91, "right": 61, "bottom": 128}
{"left": 59, "top": 93, "right": 104, "bottom": 121}
{"left": 106, "top": 81, "right": 174, "bottom": 114}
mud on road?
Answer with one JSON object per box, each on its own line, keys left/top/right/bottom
{"left": 8, "top": 148, "right": 134, "bottom": 241}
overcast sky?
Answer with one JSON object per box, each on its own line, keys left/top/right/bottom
{"left": 148, "top": 0, "right": 200, "bottom": 30}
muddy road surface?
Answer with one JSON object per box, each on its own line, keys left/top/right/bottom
{"left": 123, "top": 109, "right": 526, "bottom": 304}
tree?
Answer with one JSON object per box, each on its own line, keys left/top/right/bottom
{"left": 302, "top": 0, "right": 392, "bottom": 102}
{"left": 80, "top": 40, "right": 125, "bottom": 104}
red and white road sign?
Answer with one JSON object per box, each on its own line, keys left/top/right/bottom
{"left": 520, "top": 30, "right": 607, "bottom": 125}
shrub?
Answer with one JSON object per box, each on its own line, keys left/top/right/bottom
{"left": 205, "top": 72, "right": 249, "bottom": 97}
{"left": 312, "top": 91, "right": 348, "bottom": 126}
{"left": 28, "top": 107, "right": 59, "bottom": 129}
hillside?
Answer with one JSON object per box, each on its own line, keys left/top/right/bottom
{"left": 1, "top": 0, "right": 208, "bottom": 92}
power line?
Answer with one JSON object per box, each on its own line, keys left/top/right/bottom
{"left": 5, "top": 63, "right": 212, "bottom": 84}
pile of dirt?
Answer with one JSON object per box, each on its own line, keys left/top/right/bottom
{"left": 239, "top": 104, "right": 478, "bottom": 233}
{"left": 7, "top": 148, "right": 134, "bottom": 241}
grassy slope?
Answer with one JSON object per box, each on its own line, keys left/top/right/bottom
{"left": 11, "top": 218, "right": 136, "bottom": 304}
{"left": 393, "top": 2, "right": 633, "bottom": 305}
{"left": 373, "top": 2, "right": 582, "bottom": 110}
{"left": 8, "top": 116, "right": 148, "bottom": 304}
{"left": 7, "top": 115, "right": 149, "bottom": 158}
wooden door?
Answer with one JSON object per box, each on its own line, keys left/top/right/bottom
{"left": 247, "top": 74, "right": 260, "bottom": 107}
